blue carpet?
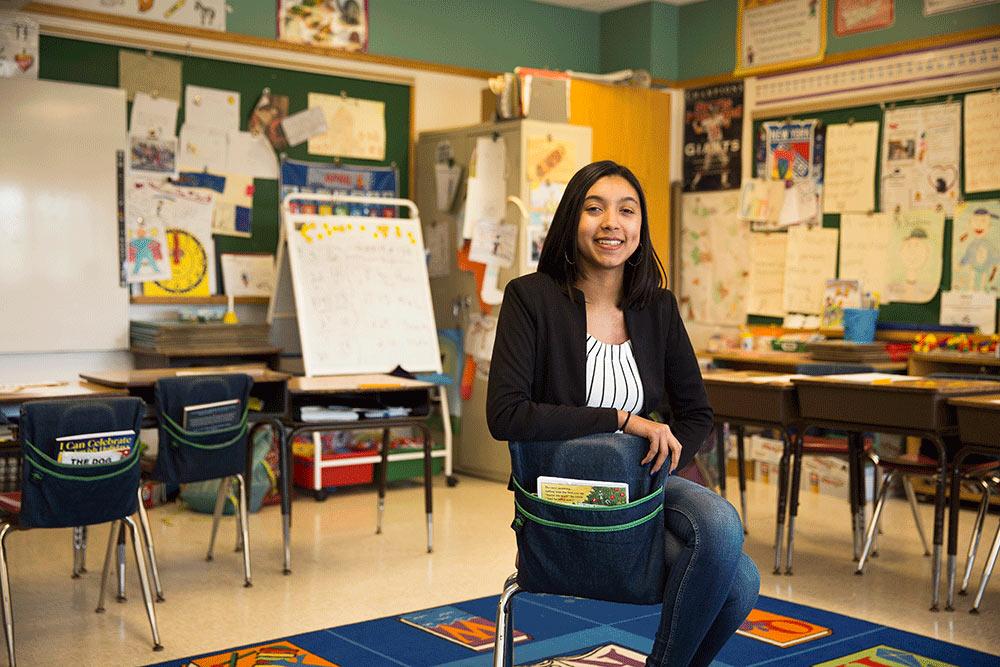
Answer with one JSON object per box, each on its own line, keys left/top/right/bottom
{"left": 148, "top": 594, "right": 999, "bottom": 666}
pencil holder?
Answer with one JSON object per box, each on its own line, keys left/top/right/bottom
{"left": 843, "top": 308, "right": 878, "bottom": 344}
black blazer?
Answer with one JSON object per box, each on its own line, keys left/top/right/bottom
{"left": 486, "top": 271, "right": 713, "bottom": 472}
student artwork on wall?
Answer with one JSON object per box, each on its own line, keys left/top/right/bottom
{"left": 526, "top": 134, "right": 573, "bottom": 270}
{"left": 248, "top": 90, "right": 289, "bottom": 152}
{"left": 756, "top": 119, "right": 824, "bottom": 227}
{"left": 175, "top": 171, "right": 254, "bottom": 238}
{"left": 0, "top": 12, "right": 37, "bottom": 79}
{"left": 951, "top": 200, "right": 1000, "bottom": 294}
{"left": 220, "top": 253, "right": 275, "bottom": 298}
{"left": 124, "top": 180, "right": 173, "bottom": 284}
{"left": 278, "top": 0, "right": 369, "bottom": 52}
{"left": 683, "top": 82, "right": 743, "bottom": 192}
{"left": 46, "top": 0, "right": 227, "bottom": 30}
{"left": 820, "top": 279, "right": 862, "bottom": 329}
{"left": 679, "top": 191, "right": 750, "bottom": 325}
{"left": 747, "top": 231, "right": 788, "bottom": 317}
{"left": 886, "top": 210, "right": 944, "bottom": 304}
{"left": 307, "top": 93, "right": 385, "bottom": 160}
{"left": 783, "top": 225, "right": 839, "bottom": 315}
{"left": 880, "top": 101, "right": 961, "bottom": 215}
{"left": 822, "top": 121, "right": 878, "bottom": 213}
{"left": 128, "top": 134, "right": 178, "bottom": 180}
{"left": 963, "top": 90, "right": 1000, "bottom": 193}
{"left": 838, "top": 212, "right": 892, "bottom": 297}
{"left": 735, "top": 0, "right": 826, "bottom": 76}
{"left": 137, "top": 181, "right": 217, "bottom": 297}
{"left": 834, "top": 0, "right": 893, "bottom": 36}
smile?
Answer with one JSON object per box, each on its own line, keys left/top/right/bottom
{"left": 595, "top": 238, "right": 624, "bottom": 247}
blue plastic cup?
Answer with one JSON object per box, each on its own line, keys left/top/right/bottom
{"left": 843, "top": 308, "right": 878, "bottom": 344}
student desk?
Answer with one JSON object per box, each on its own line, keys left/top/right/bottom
{"left": 947, "top": 394, "right": 1000, "bottom": 610}
{"left": 701, "top": 371, "right": 801, "bottom": 575}
{"left": 909, "top": 351, "right": 1000, "bottom": 377}
{"left": 706, "top": 350, "right": 907, "bottom": 374}
{"left": 791, "top": 375, "right": 1000, "bottom": 610}
{"left": 284, "top": 374, "right": 437, "bottom": 572}
{"left": 0, "top": 381, "right": 128, "bottom": 408}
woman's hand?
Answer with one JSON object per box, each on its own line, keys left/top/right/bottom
{"left": 620, "top": 412, "right": 682, "bottom": 475}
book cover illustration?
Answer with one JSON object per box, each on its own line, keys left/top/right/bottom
{"left": 537, "top": 476, "right": 629, "bottom": 507}
{"left": 820, "top": 279, "right": 861, "bottom": 329}
{"left": 56, "top": 429, "right": 136, "bottom": 466}
{"left": 736, "top": 608, "right": 831, "bottom": 648}
{"left": 398, "top": 605, "right": 530, "bottom": 651}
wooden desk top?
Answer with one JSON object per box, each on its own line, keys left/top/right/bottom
{"left": 702, "top": 370, "right": 804, "bottom": 387}
{"left": 910, "top": 350, "right": 1000, "bottom": 367}
{"left": 792, "top": 374, "right": 1000, "bottom": 396}
{"left": 948, "top": 394, "right": 1000, "bottom": 411}
{"left": 288, "top": 374, "right": 433, "bottom": 394}
{"left": 0, "top": 381, "right": 127, "bottom": 405}
{"left": 80, "top": 364, "right": 290, "bottom": 388}
{"left": 706, "top": 350, "right": 906, "bottom": 372}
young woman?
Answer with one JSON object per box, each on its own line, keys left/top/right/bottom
{"left": 487, "top": 160, "right": 759, "bottom": 667}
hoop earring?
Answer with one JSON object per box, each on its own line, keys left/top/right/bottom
{"left": 564, "top": 250, "right": 575, "bottom": 265}
{"left": 627, "top": 244, "right": 643, "bottom": 267}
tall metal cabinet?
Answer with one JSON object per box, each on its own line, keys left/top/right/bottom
{"left": 414, "top": 119, "right": 592, "bottom": 482}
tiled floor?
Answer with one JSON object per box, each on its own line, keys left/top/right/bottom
{"left": 2, "top": 474, "right": 997, "bottom": 665}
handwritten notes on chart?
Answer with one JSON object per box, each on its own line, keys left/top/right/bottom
{"left": 964, "top": 91, "right": 1000, "bottom": 193}
{"left": 838, "top": 213, "right": 892, "bottom": 297}
{"left": 783, "top": 225, "right": 838, "bottom": 314}
{"left": 308, "top": 93, "right": 386, "bottom": 161}
{"left": 286, "top": 215, "right": 440, "bottom": 376}
{"left": 823, "top": 122, "right": 878, "bottom": 213}
{"left": 747, "top": 232, "right": 787, "bottom": 317}
{"left": 881, "top": 102, "right": 961, "bottom": 215}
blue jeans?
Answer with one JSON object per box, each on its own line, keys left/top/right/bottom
{"left": 646, "top": 475, "right": 760, "bottom": 667}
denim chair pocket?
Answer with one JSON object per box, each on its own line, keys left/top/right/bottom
{"left": 153, "top": 375, "right": 252, "bottom": 485}
{"left": 509, "top": 434, "right": 669, "bottom": 605}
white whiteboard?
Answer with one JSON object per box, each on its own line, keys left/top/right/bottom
{"left": 0, "top": 78, "right": 129, "bottom": 353}
{"left": 284, "top": 207, "right": 442, "bottom": 376}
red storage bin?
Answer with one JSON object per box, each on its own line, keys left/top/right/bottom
{"left": 293, "top": 450, "right": 374, "bottom": 491}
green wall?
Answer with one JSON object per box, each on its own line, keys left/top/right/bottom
{"left": 674, "top": 0, "right": 999, "bottom": 81}
{"left": 226, "top": 0, "right": 601, "bottom": 74}
{"left": 600, "top": 4, "right": 653, "bottom": 73}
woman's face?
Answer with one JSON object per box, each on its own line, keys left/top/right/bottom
{"left": 575, "top": 175, "right": 642, "bottom": 276}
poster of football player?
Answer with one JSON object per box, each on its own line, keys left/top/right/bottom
{"left": 683, "top": 82, "right": 743, "bottom": 192}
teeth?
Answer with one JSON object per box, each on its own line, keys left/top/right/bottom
{"left": 596, "top": 239, "right": 623, "bottom": 246}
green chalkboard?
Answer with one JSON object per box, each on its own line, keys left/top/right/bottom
{"left": 751, "top": 88, "right": 999, "bottom": 330}
{"left": 38, "top": 35, "right": 411, "bottom": 260}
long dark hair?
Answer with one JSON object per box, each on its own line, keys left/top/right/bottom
{"left": 536, "top": 160, "right": 666, "bottom": 310}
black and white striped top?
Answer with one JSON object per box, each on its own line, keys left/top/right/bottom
{"left": 585, "top": 334, "right": 644, "bottom": 413}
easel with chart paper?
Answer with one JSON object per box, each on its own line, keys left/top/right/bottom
{"left": 268, "top": 192, "right": 454, "bottom": 506}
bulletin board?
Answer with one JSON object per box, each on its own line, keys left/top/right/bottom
{"left": 37, "top": 35, "right": 412, "bottom": 261}
{"left": 749, "top": 87, "right": 1000, "bottom": 329}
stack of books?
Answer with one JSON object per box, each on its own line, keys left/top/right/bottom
{"left": 130, "top": 320, "right": 272, "bottom": 354}
{"left": 806, "top": 340, "right": 889, "bottom": 363}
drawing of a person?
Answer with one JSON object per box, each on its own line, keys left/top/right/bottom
{"left": 959, "top": 208, "right": 1000, "bottom": 291}
{"left": 129, "top": 223, "right": 163, "bottom": 275}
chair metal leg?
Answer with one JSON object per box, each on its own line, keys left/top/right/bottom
{"left": 715, "top": 424, "right": 727, "bottom": 499}
{"left": 857, "top": 471, "right": 894, "bottom": 574}
{"left": 234, "top": 474, "right": 252, "bottom": 587}
{"left": 123, "top": 516, "right": 163, "bottom": 651}
{"left": 135, "top": 488, "right": 164, "bottom": 602}
{"left": 900, "top": 475, "right": 931, "bottom": 558}
{"left": 0, "top": 523, "right": 15, "bottom": 667}
{"left": 96, "top": 521, "right": 121, "bottom": 613}
{"left": 116, "top": 519, "right": 127, "bottom": 602}
{"left": 971, "top": 516, "right": 1000, "bottom": 614}
{"left": 207, "top": 476, "right": 230, "bottom": 562}
{"left": 735, "top": 426, "right": 748, "bottom": 534}
{"left": 72, "top": 526, "right": 87, "bottom": 578}
{"left": 961, "top": 480, "right": 991, "bottom": 594}
{"left": 493, "top": 573, "right": 522, "bottom": 667}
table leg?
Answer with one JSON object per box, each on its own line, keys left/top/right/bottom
{"left": 774, "top": 433, "right": 792, "bottom": 575}
{"left": 274, "top": 422, "right": 291, "bottom": 575}
{"left": 785, "top": 430, "right": 804, "bottom": 575}
{"left": 422, "top": 425, "right": 433, "bottom": 553}
{"left": 736, "top": 426, "right": 748, "bottom": 534}
{"left": 715, "top": 424, "right": 727, "bottom": 499}
{"left": 946, "top": 446, "right": 969, "bottom": 611}
{"left": 848, "top": 433, "right": 862, "bottom": 562}
{"left": 377, "top": 427, "right": 390, "bottom": 535}
{"left": 928, "top": 434, "right": 948, "bottom": 612}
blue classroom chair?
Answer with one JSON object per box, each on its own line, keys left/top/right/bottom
{"left": 0, "top": 397, "right": 161, "bottom": 666}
